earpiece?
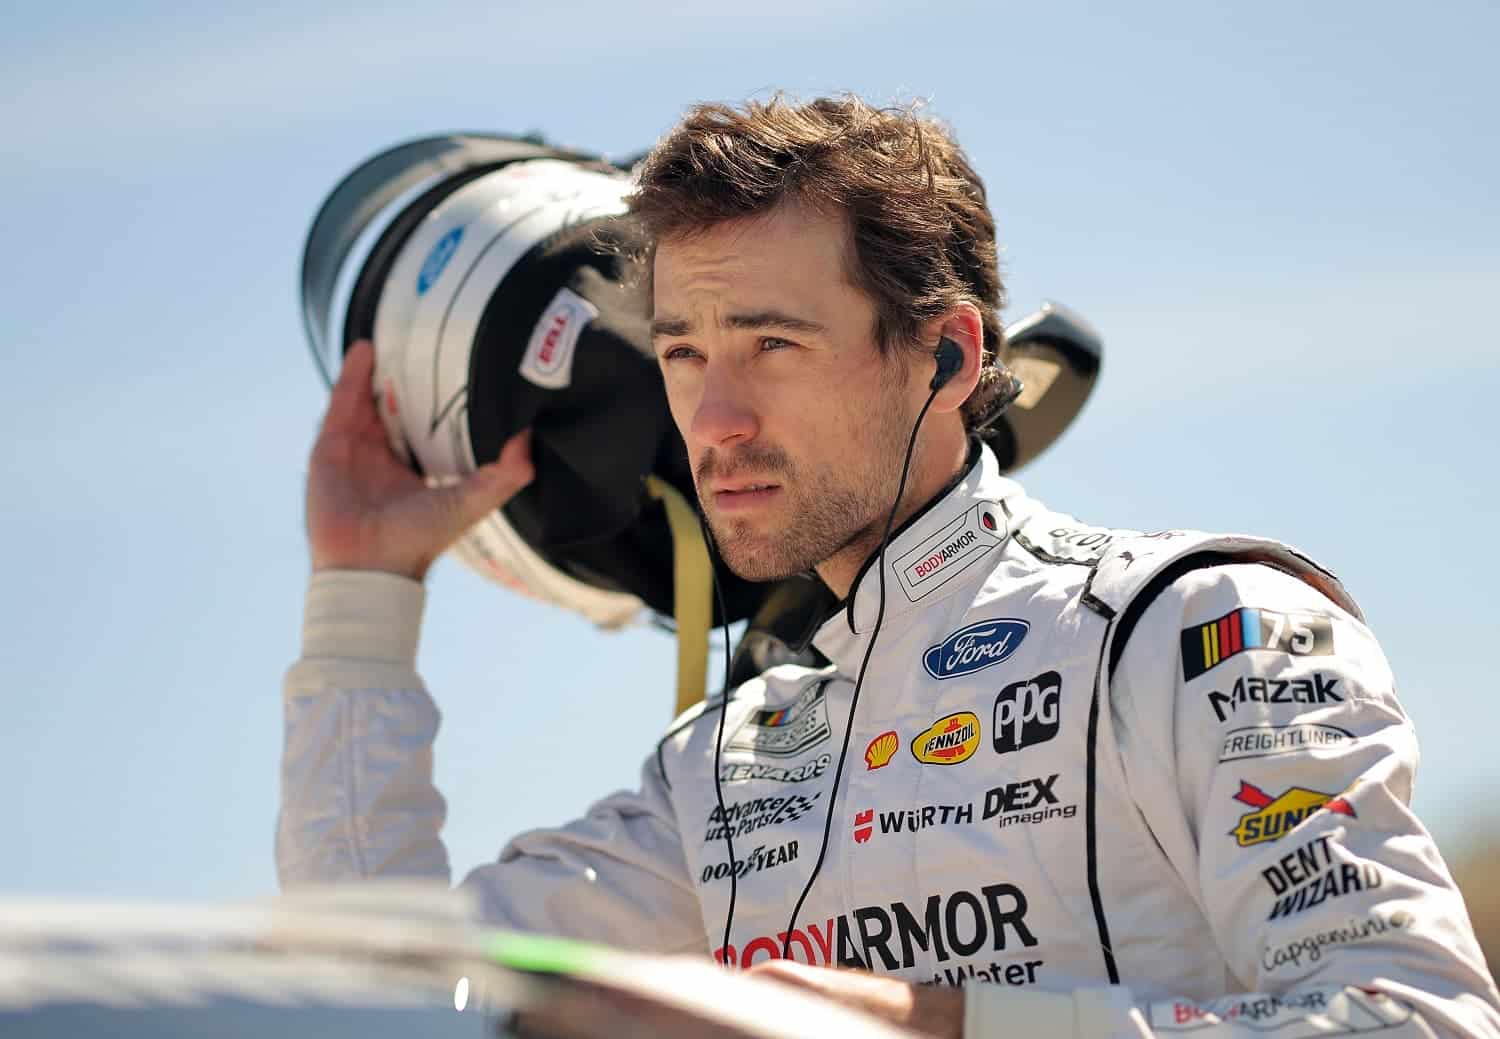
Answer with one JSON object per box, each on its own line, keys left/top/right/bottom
{"left": 931, "top": 336, "right": 963, "bottom": 391}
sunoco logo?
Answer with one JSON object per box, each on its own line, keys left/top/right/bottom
{"left": 924, "top": 619, "right": 1028, "bottom": 679}
{"left": 416, "top": 226, "right": 463, "bottom": 295}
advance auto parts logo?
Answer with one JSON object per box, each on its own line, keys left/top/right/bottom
{"left": 726, "top": 680, "right": 831, "bottom": 758}
{"left": 923, "top": 619, "right": 1029, "bottom": 680}
{"left": 911, "top": 712, "right": 981, "bottom": 765}
{"left": 1228, "top": 781, "right": 1355, "bottom": 847}
{"left": 893, "top": 503, "right": 1006, "bottom": 602}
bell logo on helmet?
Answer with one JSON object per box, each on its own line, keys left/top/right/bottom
{"left": 416, "top": 226, "right": 464, "bottom": 296}
{"left": 519, "top": 287, "right": 598, "bottom": 391}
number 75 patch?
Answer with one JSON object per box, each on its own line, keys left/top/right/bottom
{"left": 1181, "top": 608, "right": 1334, "bottom": 680}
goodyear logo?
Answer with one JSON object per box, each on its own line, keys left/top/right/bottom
{"left": 1181, "top": 607, "right": 1334, "bottom": 680}
{"left": 1228, "top": 780, "right": 1355, "bottom": 847}
{"left": 864, "top": 731, "right": 898, "bottom": 771}
{"left": 911, "top": 712, "right": 980, "bottom": 765}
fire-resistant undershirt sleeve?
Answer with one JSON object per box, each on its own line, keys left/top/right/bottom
{"left": 277, "top": 570, "right": 706, "bottom": 955}
{"left": 964, "top": 563, "right": 1499, "bottom": 1038}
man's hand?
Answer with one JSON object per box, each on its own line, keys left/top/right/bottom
{"left": 748, "top": 961, "right": 962, "bottom": 1039}
{"left": 306, "top": 340, "right": 534, "bottom": 580}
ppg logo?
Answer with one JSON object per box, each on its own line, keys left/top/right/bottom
{"left": 992, "top": 671, "right": 1062, "bottom": 754}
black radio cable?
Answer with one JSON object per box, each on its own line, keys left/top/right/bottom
{"left": 702, "top": 513, "right": 740, "bottom": 964}
{"left": 777, "top": 340, "right": 960, "bottom": 958}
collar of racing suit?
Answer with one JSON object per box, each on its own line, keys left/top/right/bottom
{"left": 810, "top": 439, "right": 1030, "bottom": 676}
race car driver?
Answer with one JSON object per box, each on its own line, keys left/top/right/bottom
{"left": 279, "top": 95, "right": 1500, "bottom": 1037}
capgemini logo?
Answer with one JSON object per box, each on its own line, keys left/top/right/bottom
{"left": 923, "top": 619, "right": 1029, "bottom": 680}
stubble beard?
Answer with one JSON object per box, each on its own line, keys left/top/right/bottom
{"left": 698, "top": 389, "right": 914, "bottom": 584}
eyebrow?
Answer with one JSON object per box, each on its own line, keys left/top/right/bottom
{"left": 650, "top": 309, "right": 830, "bottom": 340}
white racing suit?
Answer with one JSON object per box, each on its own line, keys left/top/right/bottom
{"left": 279, "top": 445, "right": 1500, "bottom": 1037}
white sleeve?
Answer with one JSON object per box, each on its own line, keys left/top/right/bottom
{"left": 965, "top": 562, "right": 1499, "bottom": 1039}
{"left": 276, "top": 570, "right": 706, "bottom": 955}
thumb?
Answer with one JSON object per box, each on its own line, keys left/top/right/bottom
{"left": 431, "top": 431, "right": 535, "bottom": 538}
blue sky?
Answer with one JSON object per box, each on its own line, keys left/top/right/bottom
{"left": 0, "top": 1, "right": 1495, "bottom": 899}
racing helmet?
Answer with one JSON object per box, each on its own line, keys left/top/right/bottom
{"left": 301, "top": 133, "right": 1103, "bottom": 708}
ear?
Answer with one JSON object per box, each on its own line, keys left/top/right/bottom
{"left": 925, "top": 303, "right": 984, "bottom": 415}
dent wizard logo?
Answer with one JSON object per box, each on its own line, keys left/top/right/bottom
{"left": 923, "top": 619, "right": 1029, "bottom": 680}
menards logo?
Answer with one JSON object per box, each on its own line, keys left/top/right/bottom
{"left": 1228, "top": 781, "right": 1355, "bottom": 847}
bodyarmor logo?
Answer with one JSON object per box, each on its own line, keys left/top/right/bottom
{"left": 923, "top": 619, "right": 1029, "bottom": 680}
{"left": 713, "top": 882, "right": 1038, "bottom": 970}
{"left": 992, "top": 672, "right": 1062, "bottom": 754}
{"left": 893, "top": 503, "right": 1006, "bottom": 602}
{"left": 1228, "top": 781, "right": 1355, "bottom": 847}
{"left": 911, "top": 712, "right": 981, "bottom": 765}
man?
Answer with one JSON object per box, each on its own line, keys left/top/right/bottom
{"left": 280, "top": 96, "right": 1500, "bottom": 1037}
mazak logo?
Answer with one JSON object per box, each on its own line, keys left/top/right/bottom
{"left": 864, "top": 731, "right": 898, "bottom": 771}
{"left": 923, "top": 619, "right": 1029, "bottom": 679}
{"left": 713, "top": 882, "right": 1038, "bottom": 971}
{"left": 1181, "top": 607, "right": 1335, "bottom": 680}
{"left": 1228, "top": 781, "right": 1355, "bottom": 847}
{"left": 726, "top": 680, "right": 831, "bottom": 758}
{"left": 992, "top": 671, "right": 1062, "bottom": 755}
{"left": 416, "top": 226, "right": 464, "bottom": 295}
{"left": 1208, "top": 673, "right": 1344, "bottom": 723}
{"left": 893, "top": 503, "right": 1005, "bottom": 602}
{"left": 911, "top": 712, "right": 981, "bottom": 765}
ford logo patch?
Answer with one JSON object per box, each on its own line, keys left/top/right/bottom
{"left": 417, "top": 226, "right": 464, "bottom": 296}
{"left": 923, "top": 619, "right": 1029, "bottom": 680}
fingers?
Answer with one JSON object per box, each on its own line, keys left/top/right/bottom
{"left": 431, "top": 429, "right": 535, "bottom": 540}
{"left": 322, "top": 340, "right": 378, "bottom": 434}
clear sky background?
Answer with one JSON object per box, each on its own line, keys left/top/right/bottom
{"left": 0, "top": 1, "right": 1495, "bottom": 901}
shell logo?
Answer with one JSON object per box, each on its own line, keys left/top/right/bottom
{"left": 864, "top": 731, "right": 899, "bottom": 771}
{"left": 910, "top": 712, "right": 981, "bottom": 766}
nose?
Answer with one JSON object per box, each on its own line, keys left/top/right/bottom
{"left": 688, "top": 364, "right": 759, "bottom": 451}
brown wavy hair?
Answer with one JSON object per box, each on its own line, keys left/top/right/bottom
{"left": 626, "top": 93, "right": 1011, "bottom": 430}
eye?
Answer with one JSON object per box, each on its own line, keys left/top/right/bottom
{"left": 660, "top": 345, "right": 703, "bottom": 362}
{"left": 759, "top": 336, "right": 796, "bottom": 352}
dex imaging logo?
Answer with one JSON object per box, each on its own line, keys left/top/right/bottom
{"left": 992, "top": 671, "right": 1062, "bottom": 755}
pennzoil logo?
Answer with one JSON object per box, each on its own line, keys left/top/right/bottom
{"left": 911, "top": 712, "right": 981, "bottom": 765}
{"left": 1228, "top": 780, "right": 1355, "bottom": 847}
{"left": 864, "top": 731, "right": 899, "bottom": 771}
{"left": 1181, "top": 608, "right": 1334, "bottom": 680}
